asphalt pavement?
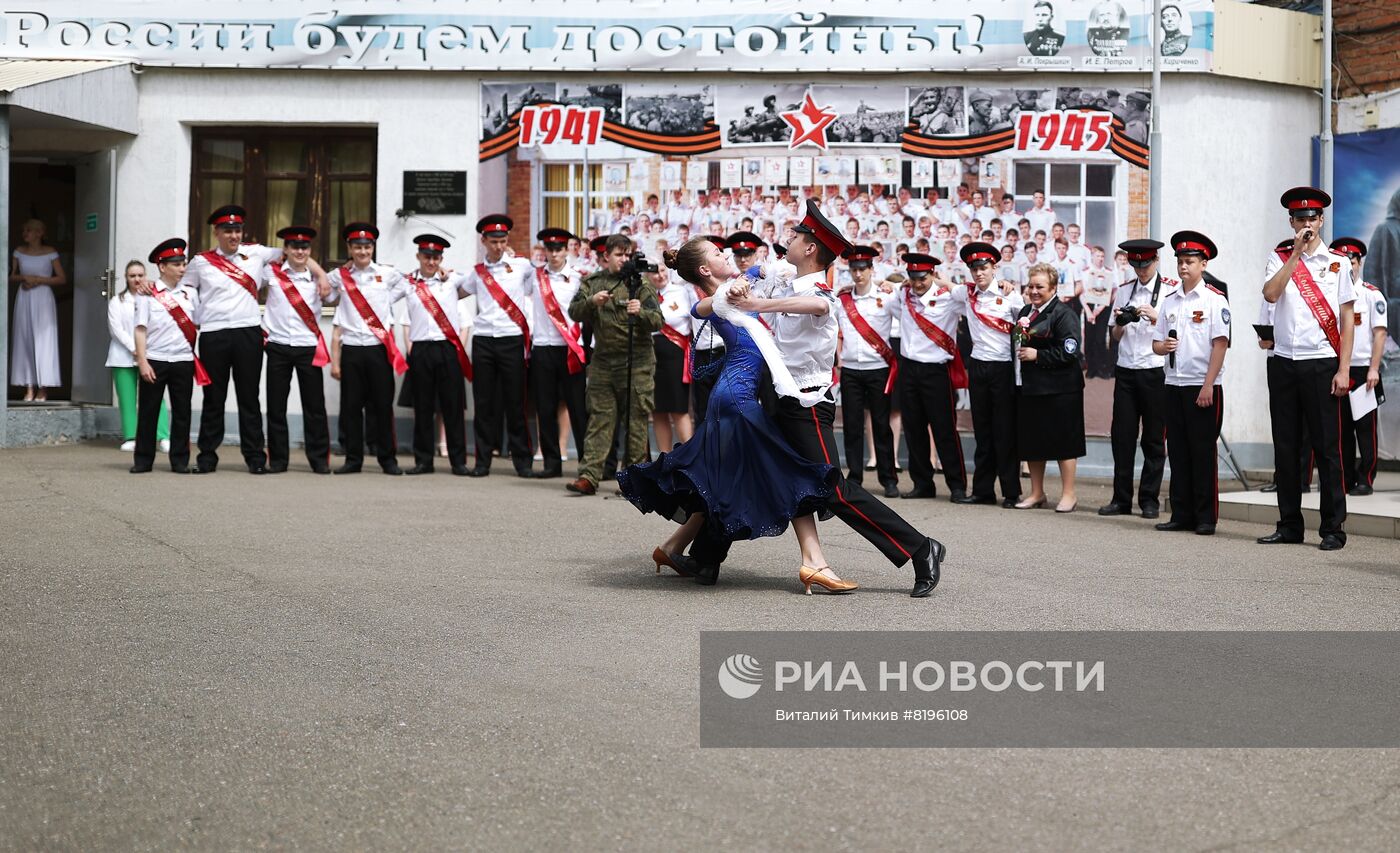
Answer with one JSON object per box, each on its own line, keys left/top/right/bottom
{"left": 2, "top": 444, "right": 1398, "bottom": 850}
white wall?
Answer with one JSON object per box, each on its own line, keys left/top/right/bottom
{"left": 1157, "top": 74, "right": 1319, "bottom": 464}
{"left": 115, "top": 67, "right": 483, "bottom": 422}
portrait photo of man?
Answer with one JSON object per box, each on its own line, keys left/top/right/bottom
{"left": 1024, "top": 1, "right": 1066, "bottom": 57}
{"left": 1161, "top": 4, "right": 1191, "bottom": 56}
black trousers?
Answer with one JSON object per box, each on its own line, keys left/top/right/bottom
{"left": 196, "top": 326, "right": 265, "bottom": 470}
{"left": 265, "top": 341, "right": 330, "bottom": 470}
{"left": 531, "top": 344, "right": 588, "bottom": 471}
{"left": 340, "top": 344, "right": 398, "bottom": 470}
{"left": 409, "top": 340, "right": 467, "bottom": 468}
{"left": 472, "top": 334, "right": 531, "bottom": 466}
{"left": 1342, "top": 364, "right": 1382, "bottom": 489}
{"left": 1109, "top": 365, "right": 1167, "bottom": 511}
{"left": 1161, "top": 384, "right": 1223, "bottom": 526}
{"left": 967, "top": 357, "right": 1019, "bottom": 501}
{"left": 690, "top": 398, "right": 927, "bottom": 572}
{"left": 690, "top": 346, "right": 726, "bottom": 424}
{"left": 1267, "top": 356, "right": 1347, "bottom": 541}
{"left": 134, "top": 359, "right": 193, "bottom": 471}
{"left": 898, "top": 357, "right": 967, "bottom": 494}
{"left": 840, "top": 366, "right": 897, "bottom": 488}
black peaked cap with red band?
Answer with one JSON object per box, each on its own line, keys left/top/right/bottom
{"left": 207, "top": 204, "right": 247, "bottom": 228}
{"left": 537, "top": 227, "right": 574, "bottom": 247}
{"left": 1170, "top": 230, "right": 1217, "bottom": 260}
{"left": 961, "top": 241, "right": 999, "bottom": 268}
{"left": 1330, "top": 237, "right": 1366, "bottom": 258}
{"left": 590, "top": 235, "right": 610, "bottom": 254}
{"left": 1118, "top": 238, "right": 1164, "bottom": 261}
{"left": 414, "top": 233, "right": 451, "bottom": 254}
{"left": 793, "top": 198, "right": 852, "bottom": 257}
{"left": 477, "top": 214, "right": 513, "bottom": 235}
{"left": 843, "top": 245, "right": 878, "bottom": 269}
{"left": 149, "top": 237, "right": 188, "bottom": 265}
{"left": 342, "top": 222, "right": 379, "bottom": 244}
{"left": 726, "top": 231, "right": 765, "bottom": 253}
{"left": 902, "top": 252, "right": 941, "bottom": 276}
{"left": 276, "top": 225, "right": 317, "bottom": 246}
{"left": 699, "top": 235, "right": 727, "bottom": 249}
{"left": 1280, "top": 186, "right": 1331, "bottom": 213}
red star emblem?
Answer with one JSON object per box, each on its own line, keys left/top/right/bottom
{"left": 781, "top": 92, "right": 838, "bottom": 151}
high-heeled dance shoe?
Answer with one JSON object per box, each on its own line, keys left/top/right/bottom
{"left": 1054, "top": 500, "right": 1078, "bottom": 514}
{"left": 652, "top": 547, "right": 697, "bottom": 577}
{"left": 1014, "top": 497, "right": 1046, "bottom": 509}
{"left": 799, "top": 565, "right": 858, "bottom": 595}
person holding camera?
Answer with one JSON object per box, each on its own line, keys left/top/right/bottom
{"left": 1099, "top": 238, "right": 1178, "bottom": 519}
{"left": 566, "top": 236, "right": 665, "bottom": 496}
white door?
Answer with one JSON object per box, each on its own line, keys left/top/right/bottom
{"left": 71, "top": 149, "right": 116, "bottom": 403}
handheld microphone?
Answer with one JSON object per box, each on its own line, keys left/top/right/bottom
{"left": 1167, "top": 329, "right": 1178, "bottom": 369}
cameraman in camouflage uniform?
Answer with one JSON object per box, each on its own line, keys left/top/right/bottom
{"left": 566, "top": 235, "right": 665, "bottom": 495}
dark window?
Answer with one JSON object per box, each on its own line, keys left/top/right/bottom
{"left": 189, "top": 127, "right": 376, "bottom": 265}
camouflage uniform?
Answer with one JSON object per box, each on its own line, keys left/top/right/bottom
{"left": 569, "top": 270, "right": 664, "bottom": 485}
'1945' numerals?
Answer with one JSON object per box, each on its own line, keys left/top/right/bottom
{"left": 1015, "top": 111, "right": 1113, "bottom": 153}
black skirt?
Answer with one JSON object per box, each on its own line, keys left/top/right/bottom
{"left": 1016, "top": 390, "right": 1086, "bottom": 461}
{"left": 653, "top": 335, "right": 689, "bottom": 414}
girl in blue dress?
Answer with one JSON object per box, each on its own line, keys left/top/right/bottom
{"left": 618, "top": 237, "right": 858, "bottom": 594}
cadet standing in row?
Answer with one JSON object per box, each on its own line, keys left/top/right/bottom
{"left": 567, "top": 235, "right": 664, "bottom": 496}
{"left": 529, "top": 228, "right": 589, "bottom": 479}
{"left": 403, "top": 234, "right": 472, "bottom": 476}
{"left": 1331, "top": 237, "right": 1388, "bottom": 496}
{"left": 835, "top": 245, "right": 900, "bottom": 498}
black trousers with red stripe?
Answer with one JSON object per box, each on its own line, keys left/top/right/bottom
{"left": 1267, "top": 356, "right": 1347, "bottom": 542}
{"left": 967, "top": 357, "right": 1020, "bottom": 501}
{"left": 1342, "top": 364, "right": 1383, "bottom": 489}
{"left": 340, "top": 344, "right": 398, "bottom": 471}
{"left": 266, "top": 341, "right": 330, "bottom": 470}
{"left": 898, "top": 357, "right": 967, "bottom": 495}
{"left": 471, "top": 334, "right": 532, "bottom": 466}
{"left": 1109, "top": 365, "right": 1166, "bottom": 511}
{"left": 1161, "top": 384, "right": 1223, "bottom": 526}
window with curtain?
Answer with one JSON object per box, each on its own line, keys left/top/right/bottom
{"left": 1012, "top": 161, "right": 1117, "bottom": 250}
{"left": 189, "top": 127, "right": 376, "bottom": 267}
{"left": 538, "top": 162, "right": 632, "bottom": 235}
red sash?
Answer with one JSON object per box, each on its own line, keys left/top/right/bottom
{"left": 149, "top": 287, "right": 211, "bottom": 386}
{"left": 1277, "top": 249, "right": 1341, "bottom": 355}
{"left": 659, "top": 323, "right": 693, "bottom": 383}
{"left": 338, "top": 265, "right": 408, "bottom": 374}
{"left": 838, "top": 291, "right": 897, "bottom": 394}
{"left": 475, "top": 263, "right": 532, "bottom": 361}
{"left": 409, "top": 274, "right": 473, "bottom": 381}
{"left": 535, "top": 267, "right": 586, "bottom": 375}
{"left": 903, "top": 287, "right": 968, "bottom": 389}
{"left": 966, "top": 284, "right": 1015, "bottom": 334}
{"left": 199, "top": 249, "right": 260, "bottom": 301}
{"left": 269, "top": 265, "right": 330, "bottom": 367}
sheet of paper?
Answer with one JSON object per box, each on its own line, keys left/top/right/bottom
{"left": 1349, "top": 384, "right": 1378, "bottom": 421}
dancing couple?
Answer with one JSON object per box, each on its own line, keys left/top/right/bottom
{"left": 618, "top": 201, "right": 946, "bottom": 598}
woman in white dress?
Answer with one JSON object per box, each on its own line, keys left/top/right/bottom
{"left": 108, "top": 261, "right": 169, "bottom": 452}
{"left": 10, "top": 219, "right": 65, "bottom": 400}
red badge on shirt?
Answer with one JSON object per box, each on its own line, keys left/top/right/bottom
{"left": 1329, "top": 262, "right": 1340, "bottom": 273}
{"left": 1191, "top": 310, "right": 1204, "bottom": 324}
{"left": 875, "top": 298, "right": 883, "bottom": 308}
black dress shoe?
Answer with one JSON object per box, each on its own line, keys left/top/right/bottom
{"left": 1155, "top": 520, "right": 1193, "bottom": 532}
{"left": 530, "top": 467, "right": 563, "bottom": 479}
{"left": 381, "top": 463, "right": 403, "bottom": 476}
{"left": 451, "top": 465, "right": 472, "bottom": 476}
{"left": 405, "top": 464, "right": 435, "bottom": 475}
{"left": 693, "top": 563, "right": 720, "bottom": 586}
{"left": 188, "top": 466, "right": 214, "bottom": 475}
{"left": 1194, "top": 524, "right": 1216, "bottom": 536}
{"left": 947, "top": 490, "right": 968, "bottom": 503}
{"left": 1318, "top": 535, "right": 1346, "bottom": 551}
{"left": 953, "top": 493, "right": 995, "bottom": 505}
{"left": 333, "top": 463, "right": 362, "bottom": 475}
{"left": 515, "top": 466, "right": 534, "bottom": 478}
{"left": 171, "top": 465, "right": 190, "bottom": 474}
{"left": 1002, "top": 497, "right": 1019, "bottom": 509}
{"left": 1259, "top": 482, "right": 1279, "bottom": 493}
{"left": 310, "top": 464, "right": 331, "bottom": 475}
{"left": 883, "top": 484, "right": 900, "bottom": 498}
{"left": 248, "top": 465, "right": 267, "bottom": 475}
{"left": 1256, "top": 531, "right": 1304, "bottom": 544}
{"left": 901, "top": 487, "right": 937, "bottom": 499}
{"left": 1097, "top": 503, "right": 1132, "bottom": 516}
{"left": 128, "top": 465, "right": 152, "bottom": 474}
{"left": 466, "top": 465, "right": 490, "bottom": 477}
{"left": 1351, "top": 484, "right": 1374, "bottom": 496}
{"left": 910, "top": 537, "right": 946, "bottom": 598}
{"left": 1141, "top": 506, "right": 1160, "bottom": 520}
{"left": 265, "top": 465, "right": 287, "bottom": 474}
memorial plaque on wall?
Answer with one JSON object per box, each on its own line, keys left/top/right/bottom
{"left": 403, "top": 171, "right": 467, "bottom": 215}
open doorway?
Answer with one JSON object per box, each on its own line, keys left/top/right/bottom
{"left": 8, "top": 161, "right": 76, "bottom": 402}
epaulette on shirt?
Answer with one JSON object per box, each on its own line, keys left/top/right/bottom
{"left": 1329, "top": 248, "right": 1350, "bottom": 259}
{"left": 1205, "top": 284, "right": 1225, "bottom": 297}
{"left": 1363, "top": 281, "right": 1380, "bottom": 291}
{"left": 1161, "top": 276, "right": 1180, "bottom": 287}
